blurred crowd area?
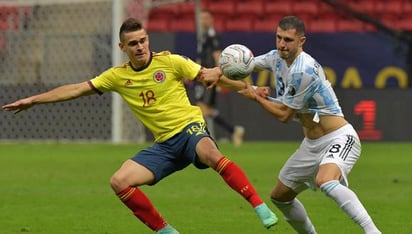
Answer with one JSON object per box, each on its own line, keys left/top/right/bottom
{"left": 1, "top": 0, "right": 412, "bottom": 36}
{"left": 145, "top": 0, "right": 412, "bottom": 32}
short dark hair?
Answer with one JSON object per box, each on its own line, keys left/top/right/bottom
{"left": 278, "top": 16, "right": 305, "bottom": 36}
{"left": 119, "top": 17, "right": 144, "bottom": 42}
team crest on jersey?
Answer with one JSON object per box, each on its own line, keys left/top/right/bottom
{"left": 153, "top": 70, "right": 166, "bottom": 83}
{"left": 313, "top": 63, "right": 320, "bottom": 75}
{"left": 288, "top": 86, "right": 296, "bottom": 96}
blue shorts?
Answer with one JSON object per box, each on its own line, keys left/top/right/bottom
{"left": 131, "top": 122, "right": 215, "bottom": 185}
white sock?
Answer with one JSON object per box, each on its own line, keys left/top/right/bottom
{"left": 272, "top": 198, "right": 316, "bottom": 234}
{"left": 320, "top": 180, "right": 381, "bottom": 234}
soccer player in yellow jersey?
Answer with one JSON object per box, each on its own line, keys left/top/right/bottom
{"left": 2, "top": 18, "right": 277, "bottom": 233}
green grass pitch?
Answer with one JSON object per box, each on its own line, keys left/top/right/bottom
{"left": 0, "top": 142, "right": 411, "bottom": 234}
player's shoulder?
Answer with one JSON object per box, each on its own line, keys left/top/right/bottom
{"left": 153, "top": 51, "right": 171, "bottom": 56}
{"left": 108, "top": 62, "right": 130, "bottom": 73}
{"left": 152, "top": 51, "right": 189, "bottom": 60}
{"left": 112, "top": 62, "right": 129, "bottom": 69}
{"left": 295, "top": 52, "right": 321, "bottom": 69}
{"left": 299, "top": 52, "right": 318, "bottom": 65}
{"left": 294, "top": 52, "right": 324, "bottom": 78}
{"left": 255, "top": 49, "right": 279, "bottom": 61}
{"left": 152, "top": 51, "right": 177, "bottom": 64}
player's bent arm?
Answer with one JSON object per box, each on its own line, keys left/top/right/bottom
{"left": 217, "top": 75, "right": 249, "bottom": 91}
{"left": 255, "top": 95, "right": 295, "bottom": 123}
{"left": 200, "top": 67, "right": 247, "bottom": 91}
{"left": 2, "top": 81, "right": 95, "bottom": 113}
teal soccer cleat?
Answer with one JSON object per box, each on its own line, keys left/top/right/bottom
{"left": 254, "top": 203, "right": 279, "bottom": 229}
{"left": 157, "top": 224, "right": 179, "bottom": 234}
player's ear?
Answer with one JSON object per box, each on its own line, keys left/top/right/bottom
{"left": 299, "top": 36, "right": 306, "bottom": 47}
{"left": 118, "top": 42, "right": 125, "bottom": 51}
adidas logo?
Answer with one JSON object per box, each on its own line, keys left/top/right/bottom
{"left": 125, "top": 79, "right": 132, "bottom": 86}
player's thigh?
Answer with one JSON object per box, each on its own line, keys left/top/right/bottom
{"left": 278, "top": 145, "right": 318, "bottom": 193}
{"left": 195, "top": 137, "right": 222, "bottom": 167}
{"left": 319, "top": 133, "right": 361, "bottom": 186}
{"left": 110, "top": 159, "right": 155, "bottom": 192}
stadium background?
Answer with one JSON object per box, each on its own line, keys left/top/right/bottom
{"left": 0, "top": 0, "right": 411, "bottom": 142}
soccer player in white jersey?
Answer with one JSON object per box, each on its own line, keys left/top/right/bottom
{"left": 201, "top": 16, "right": 381, "bottom": 234}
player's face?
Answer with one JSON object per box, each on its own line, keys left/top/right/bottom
{"left": 200, "top": 12, "right": 213, "bottom": 30}
{"left": 119, "top": 29, "right": 150, "bottom": 69}
{"left": 276, "top": 27, "right": 305, "bottom": 65}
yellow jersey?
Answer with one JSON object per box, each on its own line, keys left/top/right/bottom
{"left": 89, "top": 51, "right": 204, "bottom": 142}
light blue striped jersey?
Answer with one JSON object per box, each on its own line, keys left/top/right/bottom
{"left": 254, "top": 50, "right": 343, "bottom": 120}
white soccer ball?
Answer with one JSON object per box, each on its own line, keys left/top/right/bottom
{"left": 219, "top": 44, "right": 255, "bottom": 80}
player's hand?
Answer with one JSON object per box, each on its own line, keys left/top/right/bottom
{"left": 238, "top": 82, "right": 258, "bottom": 100}
{"left": 2, "top": 98, "right": 34, "bottom": 114}
{"left": 199, "top": 67, "right": 221, "bottom": 89}
{"left": 255, "top": 86, "right": 270, "bottom": 98}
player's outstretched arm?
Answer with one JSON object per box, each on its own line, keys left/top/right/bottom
{"left": 2, "top": 81, "right": 95, "bottom": 114}
{"left": 201, "top": 67, "right": 248, "bottom": 91}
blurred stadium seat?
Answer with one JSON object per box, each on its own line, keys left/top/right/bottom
{"left": 225, "top": 17, "right": 253, "bottom": 32}
{"left": 169, "top": 16, "right": 196, "bottom": 32}
{"left": 348, "top": 0, "right": 377, "bottom": 16}
{"left": 309, "top": 19, "right": 337, "bottom": 32}
{"left": 292, "top": 0, "right": 319, "bottom": 16}
{"left": 263, "top": 1, "right": 292, "bottom": 16}
{"left": 254, "top": 16, "right": 283, "bottom": 32}
{"left": 404, "top": 0, "right": 412, "bottom": 14}
{"left": 336, "top": 18, "right": 365, "bottom": 32}
{"left": 147, "top": 5, "right": 179, "bottom": 20}
{"left": 206, "top": 0, "right": 235, "bottom": 18}
{"left": 379, "top": 1, "right": 402, "bottom": 14}
{"left": 235, "top": 0, "right": 263, "bottom": 17}
{"left": 398, "top": 15, "right": 412, "bottom": 31}
{"left": 177, "top": 3, "right": 195, "bottom": 18}
{"left": 141, "top": 0, "right": 412, "bottom": 33}
{"left": 146, "top": 17, "right": 169, "bottom": 32}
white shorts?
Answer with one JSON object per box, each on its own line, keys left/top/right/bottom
{"left": 278, "top": 124, "right": 361, "bottom": 193}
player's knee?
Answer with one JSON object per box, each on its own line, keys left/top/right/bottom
{"left": 270, "top": 180, "right": 297, "bottom": 202}
{"left": 270, "top": 189, "right": 293, "bottom": 203}
{"left": 269, "top": 189, "right": 279, "bottom": 201}
{"left": 316, "top": 173, "right": 342, "bottom": 188}
{"left": 316, "top": 164, "right": 342, "bottom": 188}
{"left": 315, "top": 176, "right": 335, "bottom": 188}
{"left": 110, "top": 173, "right": 126, "bottom": 193}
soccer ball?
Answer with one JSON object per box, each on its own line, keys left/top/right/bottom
{"left": 219, "top": 44, "right": 255, "bottom": 80}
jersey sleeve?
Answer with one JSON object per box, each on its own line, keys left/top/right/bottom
{"left": 88, "top": 68, "right": 116, "bottom": 94}
{"left": 170, "top": 54, "right": 201, "bottom": 81}
{"left": 254, "top": 50, "right": 278, "bottom": 72}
